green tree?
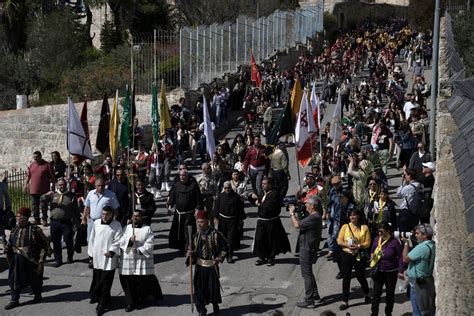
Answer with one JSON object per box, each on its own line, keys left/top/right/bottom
{"left": 453, "top": 9, "right": 474, "bottom": 76}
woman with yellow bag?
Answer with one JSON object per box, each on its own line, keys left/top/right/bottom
{"left": 369, "top": 222, "right": 404, "bottom": 316}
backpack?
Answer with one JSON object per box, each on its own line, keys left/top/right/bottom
{"left": 405, "top": 182, "right": 426, "bottom": 216}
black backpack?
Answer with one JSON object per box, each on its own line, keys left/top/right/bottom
{"left": 405, "top": 182, "right": 426, "bottom": 216}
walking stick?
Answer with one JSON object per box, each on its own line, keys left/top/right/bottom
{"left": 187, "top": 225, "right": 194, "bottom": 313}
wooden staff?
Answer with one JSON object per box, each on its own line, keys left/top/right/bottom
{"left": 187, "top": 225, "right": 194, "bottom": 313}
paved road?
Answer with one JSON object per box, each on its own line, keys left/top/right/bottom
{"left": 0, "top": 61, "right": 428, "bottom": 316}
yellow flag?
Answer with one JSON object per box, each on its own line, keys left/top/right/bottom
{"left": 291, "top": 77, "right": 303, "bottom": 122}
{"left": 159, "top": 79, "right": 172, "bottom": 136}
{"left": 109, "top": 89, "right": 120, "bottom": 163}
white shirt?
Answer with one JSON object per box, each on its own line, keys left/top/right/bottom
{"left": 403, "top": 101, "right": 415, "bottom": 119}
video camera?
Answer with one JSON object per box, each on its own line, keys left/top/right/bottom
{"left": 282, "top": 195, "right": 308, "bottom": 220}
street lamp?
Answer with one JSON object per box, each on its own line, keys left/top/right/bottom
{"left": 131, "top": 44, "right": 141, "bottom": 85}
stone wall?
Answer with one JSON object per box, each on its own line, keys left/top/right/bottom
{"left": 433, "top": 17, "right": 474, "bottom": 315}
{"left": 0, "top": 89, "right": 183, "bottom": 170}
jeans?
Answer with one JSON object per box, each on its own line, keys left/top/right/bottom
{"left": 31, "top": 194, "right": 48, "bottom": 221}
{"left": 300, "top": 250, "right": 319, "bottom": 303}
{"left": 249, "top": 168, "right": 265, "bottom": 196}
{"left": 410, "top": 284, "right": 422, "bottom": 316}
{"left": 327, "top": 219, "right": 340, "bottom": 253}
{"left": 50, "top": 219, "right": 74, "bottom": 262}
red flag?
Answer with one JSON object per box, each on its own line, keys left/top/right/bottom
{"left": 250, "top": 50, "right": 262, "bottom": 88}
{"left": 80, "top": 98, "right": 91, "bottom": 149}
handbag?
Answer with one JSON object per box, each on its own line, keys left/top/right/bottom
{"left": 347, "top": 223, "right": 369, "bottom": 261}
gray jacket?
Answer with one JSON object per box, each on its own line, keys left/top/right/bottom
{"left": 397, "top": 180, "right": 422, "bottom": 210}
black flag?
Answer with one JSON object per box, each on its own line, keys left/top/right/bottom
{"left": 95, "top": 93, "right": 110, "bottom": 154}
{"left": 265, "top": 99, "right": 294, "bottom": 156}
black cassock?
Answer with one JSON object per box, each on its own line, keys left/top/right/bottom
{"left": 188, "top": 227, "right": 227, "bottom": 312}
{"left": 214, "top": 191, "right": 246, "bottom": 252}
{"left": 168, "top": 180, "right": 202, "bottom": 252}
{"left": 132, "top": 190, "right": 156, "bottom": 226}
{"left": 253, "top": 189, "right": 291, "bottom": 259}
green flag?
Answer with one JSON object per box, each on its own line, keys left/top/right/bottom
{"left": 120, "top": 86, "right": 131, "bottom": 149}
{"left": 151, "top": 83, "right": 160, "bottom": 145}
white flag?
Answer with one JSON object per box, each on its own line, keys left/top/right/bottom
{"left": 331, "top": 92, "right": 343, "bottom": 147}
{"left": 202, "top": 95, "right": 216, "bottom": 159}
{"left": 305, "top": 89, "right": 317, "bottom": 134}
{"left": 67, "top": 97, "right": 94, "bottom": 160}
{"left": 310, "top": 82, "right": 321, "bottom": 129}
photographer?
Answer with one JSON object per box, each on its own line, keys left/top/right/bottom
{"left": 401, "top": 224, "right": 436, "bottom": 316}
{"left": 288, "top": 196, "right": 323, "bottom": 309}
{"left": 397, "top": 168, "right": 422, "bottom": 232}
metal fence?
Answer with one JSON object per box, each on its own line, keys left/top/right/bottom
{"left": 131, "top": 3, "right": 324, "bottom": 94}
{"left": 131, "top": 29, "right": 180, "bottom": 95}
{"left": 180, "top": 3, "right": 324, "bottom": 90}
{"left": 3, "top": 169, "right": 31, "bottom": 213}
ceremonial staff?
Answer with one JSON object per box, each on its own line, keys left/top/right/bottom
{"left": 187, "top": 225, "right": 194, "bottom": 313}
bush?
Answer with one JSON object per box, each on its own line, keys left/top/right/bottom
{"left": 453, "top": 9, "right": 474, "bottom": 76}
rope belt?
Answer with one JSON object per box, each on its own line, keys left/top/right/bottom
{"left": 219, "top": 213, "right": 236, "bottom": 219}
{"left": 196, "top": 258, "right": 215, "bottom": 267}
{"left": 257, "top": 216, "right": 279, "bottom": 221}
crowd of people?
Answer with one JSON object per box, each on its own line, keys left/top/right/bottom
{"left": 0, "top": 16, "right": 438, "bottom": 316}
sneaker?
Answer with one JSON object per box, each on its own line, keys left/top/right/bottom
{"left": 5, "top": 301, "right": 20, "bottom": 310}
{"left": 296, "top": 301, "right": 315, "bottom": 309}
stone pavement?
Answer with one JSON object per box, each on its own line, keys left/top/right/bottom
{"left": 0, "top": 60, "right": 428, "bottom": 316}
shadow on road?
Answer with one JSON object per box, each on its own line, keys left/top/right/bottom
{"left": 41, "top": 290, "right": 89, "bottom": 303}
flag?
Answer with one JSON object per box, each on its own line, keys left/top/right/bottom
{"left": 109, "top": 90, "right": 120, "bottom": 163}
{"left": 310, "top": 82, "right": 320, "bottom": 129}
{"left": 120, "top": 85, "right": 131, "bottom": 149}
{"left": 290, "top": 77, "right": 303, "bottom": 122}
{"left": 250, "top": 50, "right": 262, "bottom": 88}
{"left": 202, "top": 95, "right": 216, "bottom": 159}
{"left": 80, "top": 98, "right": 91, "bottom": 149}
{"left": 67, "top": 97, "right": 94, "bottom": 160}
{"left": 265, "top": 98, "right": 294, "bottom": 156}
{"left": 305, "top": 89, "right": 317, "bottom": 134}
{"left": 294, "top": 89, "right": 313, "bottom": 168}
{"left": 159, "top": 79, "right": 172, "bottom": 136}
{"left": 95, "top": 93, "right": 110, "bottom": 154}
{"left": 131, "top": 83, "right": 137, "bottom": 120}
{"left": 267, "top": 99, "right": 294, "bottom": 145}
{"left": 151, "top": 83, "right": 160, "bottom": 145}
{"left": 331, "top": 92, "right": 343, "bottom": 147}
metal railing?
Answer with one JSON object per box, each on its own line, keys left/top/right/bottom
{"left": 3, "top": 169, "right": 31, "bottom": 213}
{"left": 130, "top": 3, "right": 324, "bottom": 94}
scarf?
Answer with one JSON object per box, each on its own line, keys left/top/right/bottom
{"left": 369, "top": 190, "right": 377, "bottom": 203}
{"left": 377, "top": 199, "right": 386, "bottom": 224}
{"left": 370, "top": 236, "right": 390, "bottom": 268}
{"left": 56, "top": 189, "right": 69, "bottom": 205}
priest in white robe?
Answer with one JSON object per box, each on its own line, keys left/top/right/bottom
{"left": 119, "top": 210, "right": 163, "bottom": 312}
{"left": 88, "top": 206, "right": 123, "bottom": 315}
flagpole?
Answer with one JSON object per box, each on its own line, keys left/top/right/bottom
{"left": 293, "top": 134, "right": 302, "bottom": 186}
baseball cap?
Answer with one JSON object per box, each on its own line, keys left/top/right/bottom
{"left": 422, "top": 162, "right": 436, "bottom": 171}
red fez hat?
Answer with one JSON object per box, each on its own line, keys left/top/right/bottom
{"left": 18, "top": 207, "right": 31, "bottom": 217}
{"left": 195, "top": 210, "right": 208, "bottom": 220}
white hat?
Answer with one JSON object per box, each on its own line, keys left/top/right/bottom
{"left": 422, "top": 162, "right": 436, "bottom": 171}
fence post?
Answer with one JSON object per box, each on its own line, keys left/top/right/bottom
{"left": 236, "top": 18, "right": 239, "bottom": 70}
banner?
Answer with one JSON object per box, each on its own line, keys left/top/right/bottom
{"left": 67, "top": 97, "right": 94, "bottom": 160}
